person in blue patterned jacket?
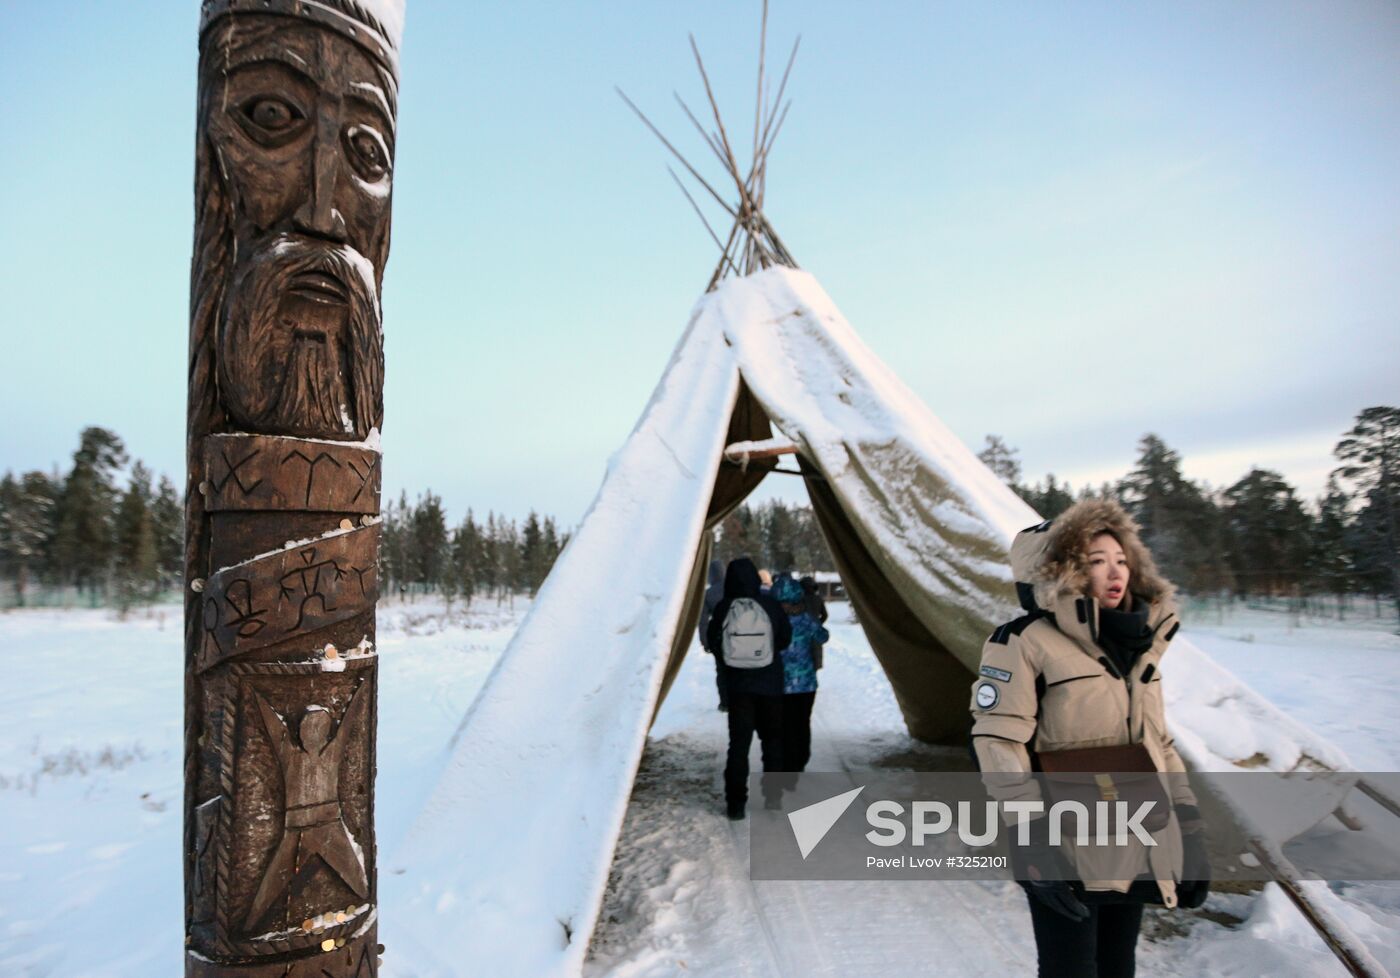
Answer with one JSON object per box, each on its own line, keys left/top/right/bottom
{"left": 770, "top": 574, "right": 831, "bottom": 773}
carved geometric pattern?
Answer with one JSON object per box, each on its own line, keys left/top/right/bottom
{"left": 185, "top": 920, "right": 378, "bottom": 976}
{"left": 198, "top": 524, "right": 379, "bottom": 672}
{"left": 203, "top": 435, "right": 381, "bottom": 514}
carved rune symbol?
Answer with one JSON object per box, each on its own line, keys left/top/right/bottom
{"left": 345, "top": 453, "right": 379, "bottom": 506}
{"left": 212, "top": 446, "right": 264, "bottom": 497}
{"left": 245, "top": 685, "right": 370, "bottom": 929}
{"left": 349, "top": 943, "right": 377, "bottom": 977}
{"left": 278, "top": 548, "right": 348, "bottom": 630}
{"left": 282, "top": 449, "right": 342, "bottom": 508}
{"left": 351, "top": 564, "right": 373, "bottom": 598}
{"left": 223, "top": 578, "right": 269, "bottom": 639}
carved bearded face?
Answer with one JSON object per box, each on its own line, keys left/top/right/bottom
{"left": 200, "top": 15, "right": 394, "bottom": 440}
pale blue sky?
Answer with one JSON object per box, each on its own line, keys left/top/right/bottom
{"left": 2, "top": 2, "right": 1397, "bottom": 525}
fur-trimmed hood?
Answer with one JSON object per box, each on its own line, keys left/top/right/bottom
{"left": 1009, "top": 499, "right": 1175, "bottom": 613}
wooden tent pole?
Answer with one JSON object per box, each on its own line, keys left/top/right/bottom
{"left": 1357, "top": 779, "right": 1400, "bottom": 820}
{"left": 668, "top": 166, "right": 741, "bottom": 278}
{"left": 673, "top": 93, "right": 728, "bottom": 166}
{"left": 628, "top": 11, "right": 801, "bottom": 288}
{"left": 753, "top": 0, "right": 768, "bottom": 162}
{"left": 1245, "top": 839, "right": 1391, "bottom": 978}
{"left": 616, "top": 88, "right": 739, "bottom": 221}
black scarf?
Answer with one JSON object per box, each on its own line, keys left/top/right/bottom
{"left": 1098, "top": 600, "right": 1153, "bottom": 677}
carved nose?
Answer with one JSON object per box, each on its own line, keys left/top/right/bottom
{"left": 294, "top": 112, "right": 350, "bottom": 243}
{"left": 293, "top": 199, "right": 348, "bottom": 243}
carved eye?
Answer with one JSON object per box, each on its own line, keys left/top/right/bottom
{"left": 241, "top": 96, "right": 304, "bottom": 133}
{"left": 345, "top": 124, "right": 391, "bottom": 180}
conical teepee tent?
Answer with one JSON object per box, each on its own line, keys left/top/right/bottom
{"left": 389, "top": 18, "right": 1378, "bottom": 978}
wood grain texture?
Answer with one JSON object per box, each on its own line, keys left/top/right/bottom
{"left": 185, "top": 4, "right": 399, "bottom": 974}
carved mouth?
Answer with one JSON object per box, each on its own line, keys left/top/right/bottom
{"left": 288, "top": 271, "right": 349, "bottom": 304}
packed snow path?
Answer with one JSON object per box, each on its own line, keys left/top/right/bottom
{"left": 585, "top": 699, "right": 1036, "bottom": 978}
{"left": 583, "top": 621, "right": 1038, "bottom": 978}
{"left": 581, "top": 603, "right": 1400, "bottom": 978}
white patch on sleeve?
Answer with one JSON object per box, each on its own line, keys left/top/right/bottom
{"left": 975, "top": 682, "right": 999, "bottom": 710}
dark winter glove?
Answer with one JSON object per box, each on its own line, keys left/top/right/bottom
{"left": 1175, "top": 804, "right": 1211, "bottom": 909}
{"left": 1012, "top": 816, "right": 1089, "bottom": 922}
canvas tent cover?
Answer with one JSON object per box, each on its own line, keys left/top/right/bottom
{"left": 389, "top": 266, "right": 1352, "bottom": 978}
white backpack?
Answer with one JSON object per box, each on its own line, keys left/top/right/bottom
{"left": 721, "top": 597, "right": 774, "bottom": 669}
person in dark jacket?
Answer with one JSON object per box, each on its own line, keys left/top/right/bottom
{"left": 696, "top": 558, "right": 728, "bottom": 711}
{"left": 772, "top": 574, "right": 830, "bottom": 773}
{"left": 707, "top": 557, "right": 792, "bottom": 820}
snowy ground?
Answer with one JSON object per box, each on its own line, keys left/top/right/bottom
{"left": 0, "top": 597, "right": 520, "bottom": 978}
{"left": 1, "top": 597, "right": 1397, "bottom": 977}
{"left": 1182, "top": 600, "right": 1400, "bottom": 772}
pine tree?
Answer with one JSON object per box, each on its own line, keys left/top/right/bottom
{"left": 380, "top": 491, "right": 410, "bottom": 596}
{"left": 977, "top": 434, "right": 1022, "bottom": 486}
{"left": 1332, "top": 406, "right": 1400, "bottom": 624}
{"left": 1350, "top": 498, "right": 1394, "bottom": 613}
{"left": 1312, "top": 475, "right": 1354, "bottom": 614}
{"left": 480, "top": 511, "right": 501, "bottom": 599}
{"left": 713, "top": 502, "right": 834, "bottom": 573}
{"left": 0, "top": 470, "right": 58, "bottom": 606}
{"left": 51, "top": 427, "right": 128, "bottom": 594}
{"left": 765, "top": 501, "right": 797, "bottom": 571}
{"left": 498, "top": 516, "right": 522, "bottom": 602}
{"left": 1024, "top": 474, "right": 1075, "bottom": 519}
{"left": 542, "top": 515, "right": 562, "bottom": 579}
{"left": 0, "top": 473, "right": 17, "bottom": 599}
{"left": 1119, "top": 435, "right": 1186, "bottom": 546}
{"left": 1223, "top": 468, "right": 1311, "bottom": 599}
{"left": 519, "top": 510, "right": 546, "bottom": 595}
{"left": 409, "top": 491, "right": 448, "bottom": 590}
{"left": 150, "top": 474, "right": 183, "bottom": 591}
{"left": 441, "top": 521, "right": 462, "bottom": 609}
{"left": 451, "top": 510, "right": 484, "bottom": 606}
{"left": 114, "top": 462, "right": 159, "bottom": 613}
{"left": 1180, "top": 486, "right": 1233, "bottom": 596}
{"left": 1118, "top": 434, "right": 1220, "bottom": 588}
{"left": 790, "top": 506, "right": 833, "bottom": 572}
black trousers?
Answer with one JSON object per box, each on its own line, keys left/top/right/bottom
{"left": 781, "top": 691, "right": 816, "bottom": 772}
{"left": 1026, "top": 894, "right": 1143, "bottom": 978}
{"left": 724, "top": 691, "right": 784, "bottom": 807}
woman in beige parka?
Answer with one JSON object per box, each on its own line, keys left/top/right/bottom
{"left": 971, "top": 499, "right": 1209, "bottom": 978}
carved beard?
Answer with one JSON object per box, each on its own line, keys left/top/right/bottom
{"left": 217, "top": 235, "right": 383, "bottom": 440}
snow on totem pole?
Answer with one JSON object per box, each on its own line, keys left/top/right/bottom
{"left": 184, "top": 2, "right": 402, "bottom": 975}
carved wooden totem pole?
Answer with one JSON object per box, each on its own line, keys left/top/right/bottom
{"left": 184, "top": 2, "right": 402, "bottom": 975}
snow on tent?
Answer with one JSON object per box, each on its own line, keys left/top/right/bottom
{"left": 389, "top": 22, "right": 1395, "bottom": 978}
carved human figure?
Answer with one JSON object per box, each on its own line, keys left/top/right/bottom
{"left": 194, "top": 3, "right": 398, "bottom": 441}
{"left": 245, "top": 686, "right": 370, "bottom": 929}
